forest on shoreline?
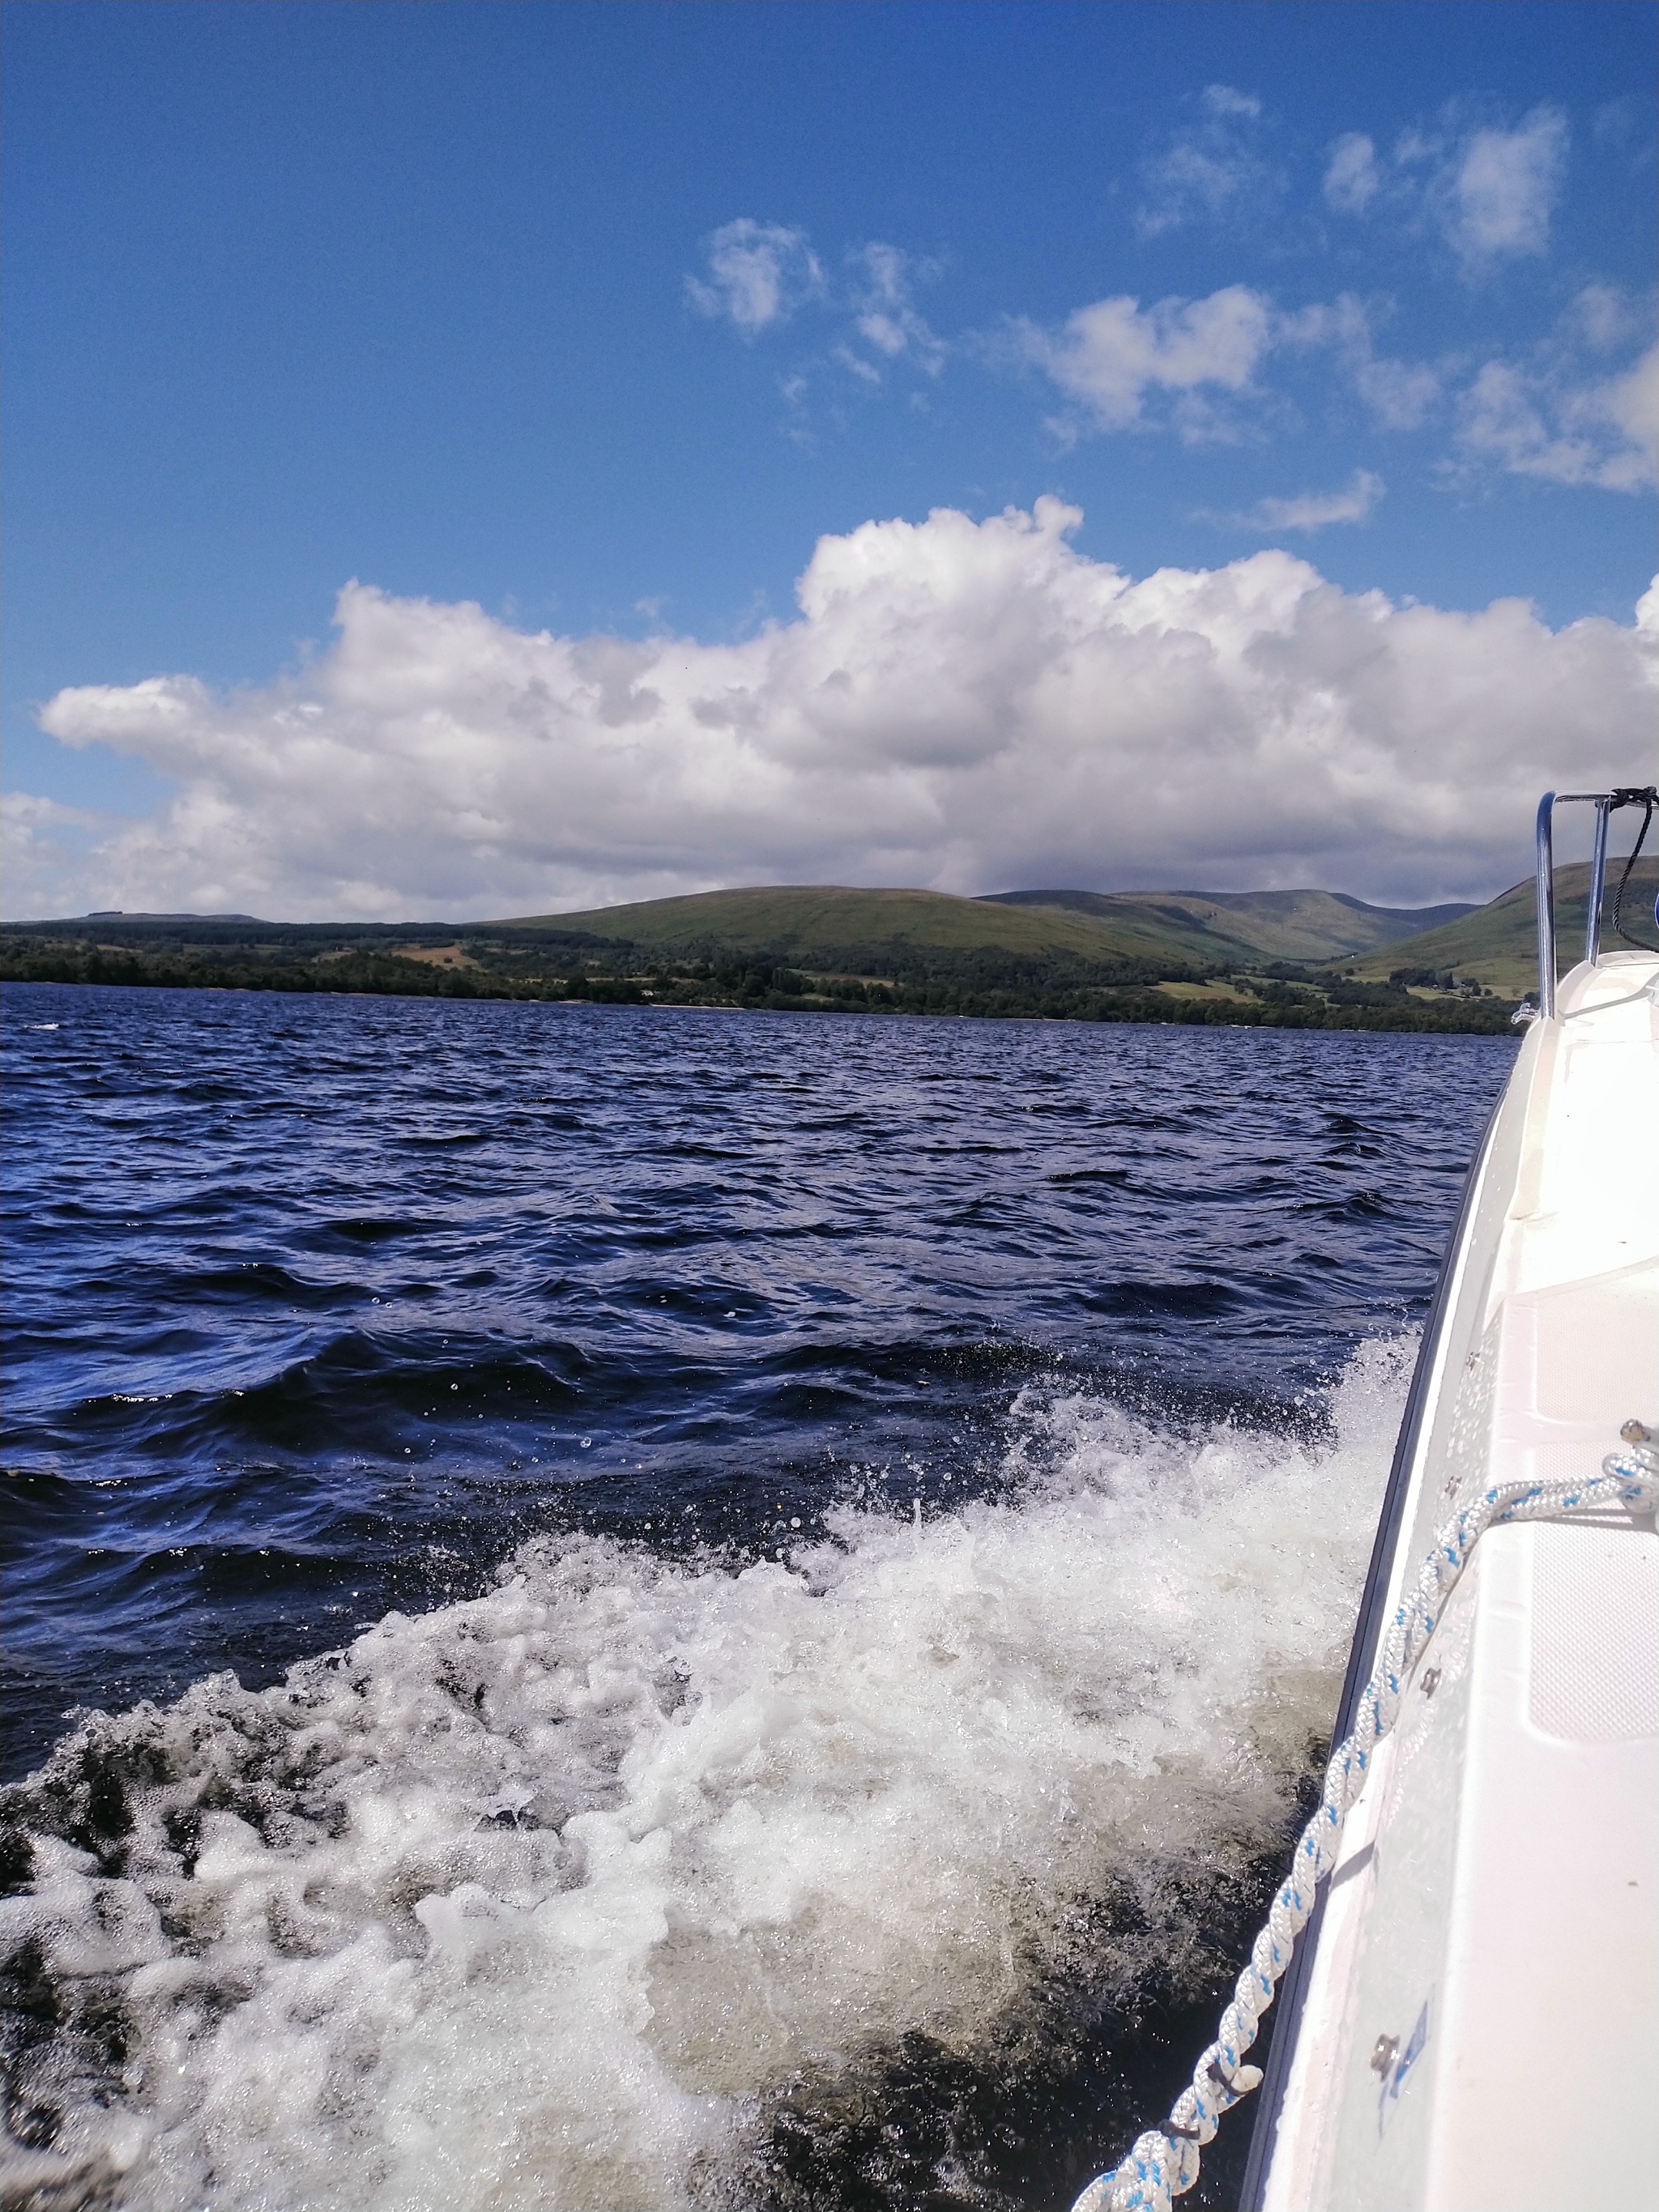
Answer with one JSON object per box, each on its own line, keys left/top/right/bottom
{"left": 1, "top": 933, "right": 1524, "bottom": 1035}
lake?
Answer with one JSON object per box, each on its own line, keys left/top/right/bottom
{"left": 0, "top": 982, "right": 1515, "bottom": 2210}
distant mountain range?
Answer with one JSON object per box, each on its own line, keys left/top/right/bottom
{"left": 9, "top": 858, "right": 1653, "bottom": 1010}
{"left": 980, "top": 886, "right": 1478, "bottom": 965}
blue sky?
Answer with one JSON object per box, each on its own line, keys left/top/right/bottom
{"left": 4, "top": 1, "right": 1656, "bottom": 918}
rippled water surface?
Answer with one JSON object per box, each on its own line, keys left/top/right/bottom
{"left": 2, "top": 984, "right": 1513, "bottom": 2210}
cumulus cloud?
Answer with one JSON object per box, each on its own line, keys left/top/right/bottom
{"left": 1242, "top": 471, "right": 1384, "bottom": 534}
{"left": 2, "top": 792, "right": 116, "bottom": 922}
{"left": 1589, "top": 340, "right": 1659, "bottom": 475}
{"left": 1324, "top": 108, "right": 1569, "bottom": 275}
{"left": 1033, "top": 288, "right": 1445, "bottom": 445}
{"left": 1450, "top": 275, "right": 1658, "bottom": 499}
{"left": 1458, "top": 343, "right": 1659, "bottom": 492}
{"left": 1021, "top": 286, "right": 1275, "bottom": 438}
{"left": 1443, "top": 107, "right": 1568, "bottom": 269}
{"left": 687, "top": 219, "right": 825, "bottom": 335}
{"left": 1323, "top": 133, "right": 1380, "bottom": 214}
{"left": 17, "top": 504, "right": 1657, "bottom": 924}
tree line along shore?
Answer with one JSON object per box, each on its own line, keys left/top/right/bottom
{"left": 0, "top": 933, "right": 1525, "bottom": 1035}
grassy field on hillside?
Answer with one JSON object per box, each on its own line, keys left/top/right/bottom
{"left": 984, "top": 886, "right": 1477, "bottom": 965}
{"left": 1329, "top": 858, "right": 1659, "bottom": 998}
{"left": 516, "top": 880, "right": 1475, "bottom": 970}
{"left": 508, "top": 884, "right": 1184, "bottom": 965}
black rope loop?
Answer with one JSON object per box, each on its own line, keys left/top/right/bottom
{"left": 1606, "top": 785, "right": 1658, "bottom": 950}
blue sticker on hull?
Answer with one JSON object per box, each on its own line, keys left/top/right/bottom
{"left": 1378, "top": 1996, "right": 1431, "bottom": 2137}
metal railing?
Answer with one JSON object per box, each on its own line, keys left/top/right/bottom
{"left": 1533, "top": 786, "right": 1657, "bottom": 1020}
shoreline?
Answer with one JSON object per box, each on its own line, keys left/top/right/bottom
{"left": 2, "top": 971, "right": 1524, "bottom": 1039}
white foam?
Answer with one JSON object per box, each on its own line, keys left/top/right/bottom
{"left": 1, "top": 1337, "right": 1412, "bottom": 2209}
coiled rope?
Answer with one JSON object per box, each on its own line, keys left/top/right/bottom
{"left": 1071, "top": 1423, "right": 1659, "bottom": 2212}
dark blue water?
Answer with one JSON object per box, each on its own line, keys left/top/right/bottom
{"left": 0, "top": 982, "right": 1513, "bottom": 2211}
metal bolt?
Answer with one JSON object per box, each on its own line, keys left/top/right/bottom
{"left": 1370, "top": 2034, "right": 1399, "bottom": 2079}
{"left": 1621, "top": 1418, "right": 1652, "bottom": 1445}
{"left": 1420, "top": 1667, "right": 1441, "bottom": 1698}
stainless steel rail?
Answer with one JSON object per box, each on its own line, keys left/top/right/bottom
{"left": 1533, "top": 786, "right": 1656, "bottom": 1020}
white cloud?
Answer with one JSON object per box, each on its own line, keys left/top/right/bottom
{"left": 1588, "top": 341, "right": 1659, "bottom": 479}
{"left": 1444, "top": 107, "right": 1567, "bottom": 267}
{"left": 1354, "top": 354, "right": 1444, "bottom": 433}
{"left": 847, "top": 243, "right": 945, "bottom": 378}
{"left": 2, "top": 791, "right": 133, "bottom": 926}
{"left": 1324, "top": 108, "right": 1569, "bottom": 275}
{"left": 1021, "top": 286, "right": 1274, "bottom": 437}
{"left": 19, "top": 503, "right": 1657, "bottom": 923}
{"left": 833, "top": 343, "right": 884, "bottom": 388}
{"left": 1244, "top": 471, "right": 1384, "bottom": 534}
{"left": 1202, "top": 84, "right": 1261, "bottom": 121}
{"left": 1323, "top": 133, "right": 1380, "bottom": 214}
{"left": 1572, "top": 283, "right": 1640, "bottom": 353}
{"left": 3, "top": 791, "right": 102, "bottom": 833}
{"left": 687, "top": 225, "right": 944, "bottom": 409}
{"left": 1280, "top": 293, "right": 1444, "bottom": 433}
{"left": 687, "top": 219, "right": 825, "bottom": 335}
{"left": 1137, "top": 86, "right": 1275, "bottom": 237}
{"left": 1458, "top": 339, "right": 1658, "bottom": 492}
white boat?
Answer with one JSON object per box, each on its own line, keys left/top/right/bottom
{"left": 1077, "top": 786, "right": 1659, "bottom": 2212}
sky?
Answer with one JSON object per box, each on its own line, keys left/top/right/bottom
{"left": 3, "top": 0, "right": 1656, "bottom": 920}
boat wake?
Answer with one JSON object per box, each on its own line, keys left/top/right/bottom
{"left": 0, "top": 1338, "right": 1410, "bottom": 2211}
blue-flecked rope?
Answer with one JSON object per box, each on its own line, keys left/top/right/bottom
{"left": 1071, "top": 1430, "right": 1659, "bottom": 2212}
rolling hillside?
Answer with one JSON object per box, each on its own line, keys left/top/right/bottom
{"left": 510, "top": 881, "right": 1475, "bottom": 971}
{"left": 510, "top": 884, "right": 1146, "bottom": 965}
{"left": 1328, "top": 858, "right": 1659, "bottom": 998}
{"left": 982, "top": 887, "right": 1478, "bottom": 965}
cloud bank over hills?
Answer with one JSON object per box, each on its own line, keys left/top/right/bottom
{"left": 13, "top": 501, "right": 1657, "bottom": 924}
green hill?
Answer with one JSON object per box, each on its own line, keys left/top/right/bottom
{"left": 981, "top": 887, "right": 1477, "bottom": 965}
{"left": 1328, "top": 858, "right": 1659, "bottom": 998}
{"left": 510, "top": 881, "right": 1473, "bottom": 971}
{"left": 508, "top": 884, "right": 1140, "bottom": 963}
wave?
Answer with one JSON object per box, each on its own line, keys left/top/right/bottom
{"left": 0, "top": 1337, "right": 1411, "bottom": 2210}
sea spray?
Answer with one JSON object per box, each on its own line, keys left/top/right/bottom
{"left": 0, "top": 1336, "right": 1410, "bottom": 2211}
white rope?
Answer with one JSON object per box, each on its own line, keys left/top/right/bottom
{"left": 1071, "top": 1428, "right": 1659, "bottom": 2212}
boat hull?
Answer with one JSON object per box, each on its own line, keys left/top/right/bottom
{"left": 1248, "top": 951, "right": 1659, "bottom": 2210}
